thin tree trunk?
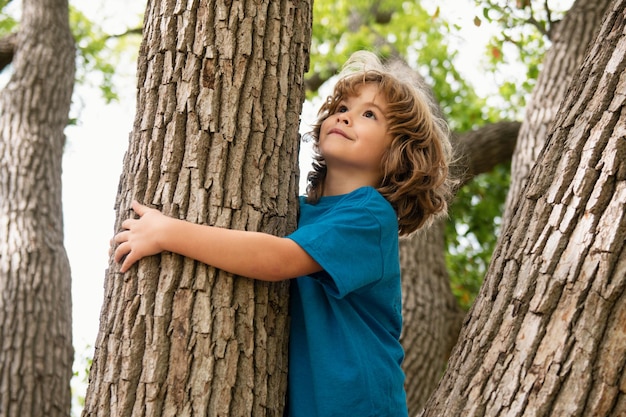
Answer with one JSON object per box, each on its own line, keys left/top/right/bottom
{"left": 0, "top": 0, "right": 75, "bottom": 416}
{"left": 421, "top": 1, "right": 626, "bottom": 415}
{"left": 82, "top": 1, "right": 311, "bottom": 416}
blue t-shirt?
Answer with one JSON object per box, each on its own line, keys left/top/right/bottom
{"left": 286, "top": 186, "right": 408, "bottom": 417}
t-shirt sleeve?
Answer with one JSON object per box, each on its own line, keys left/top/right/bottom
{"left": 287, "top": 202, "right": 391, "bottom": 298}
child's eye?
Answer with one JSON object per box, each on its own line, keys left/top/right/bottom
{"left": 338, "top": 105, "right": 348, "bottom": 113}
{"left": 364, "top": 110, "right": 377, "bottom": 119}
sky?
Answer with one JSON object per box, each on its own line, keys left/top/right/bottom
{"left": 62, "top": 0, "right": 500, "bottom": 409}
{"left": 63, "top": 0, "right": 146, "bottom": 407}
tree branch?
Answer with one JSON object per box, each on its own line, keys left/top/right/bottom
{"left": 107, "top": 27, "right": 143, "bottom": 39}
{"left": 453, "top": 121, "right": 521, "bottom": 186}
{"left": 0, "top": 33, "right": 17, "bottom": 72}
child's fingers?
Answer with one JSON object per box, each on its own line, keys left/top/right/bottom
{"left": 120, "top": 253, "right": 135, "bottom": 273}
{"left": 120, "top": 248, "right": 144, "bottom": 273}
{"left": 131, "top": 200, "right": 149, "bottom": 216}
{"left": 113, "top": 240, "right": 130, "bottom": 264}
{"left": 113, "top": 201, "right": 157, "bottom": 273}
{"left": 120, "top": 218, "right": 134, "bottom": 231}
{"left": 111, "top": 232, "right": 127, "bottom": 262}
{"left": 114, "top": 230, "right": 128, "bottom": 243}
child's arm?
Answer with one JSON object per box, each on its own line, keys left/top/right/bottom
{"left": 112, "top": 200, "right": 321, "bottom": 281}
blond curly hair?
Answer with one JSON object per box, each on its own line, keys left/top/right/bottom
{"left": 306, "top": 51, "right": 454, "bottom": 235}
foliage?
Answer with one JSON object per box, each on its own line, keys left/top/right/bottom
{"left": 439, "top": 0, "right": 573, "bottom": 309}
{"left": 446, "top": 164, "right": 510, "bottom": 310}
{"left": 310, "top": 1, "right": 502, "bottom": 129}
{"left": 0, "top": 1, "right": 141, "bottom": 103}
{"left": 70, "top": 6, "right": 141, "bottom": 104}
{"left": 474, "top": 0, "right": 573, "bottom": 119}
{"left": 0, "top": 0, "right": 17, "bottom": 35}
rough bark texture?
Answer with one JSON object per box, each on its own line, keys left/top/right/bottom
{"left": 502, "top": 0, "right": 613, "bottom": 226}
{"left": 421, "top": 1, "right": 626, "bottom": 415}
{"left": 0, "top": 0, "right": 75, "bottom": 416}
{"left": 81, "top": 1, "right": 311, "bottom": 416}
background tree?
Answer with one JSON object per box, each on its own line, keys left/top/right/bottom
{"left": 1, "top": 1, "right": 145, "bottom": 414}
{"left": 0, "top": 0, "right": 75, "bottom": 416}
{"left": 81, "top": 0, "right": 311, "bottom": 415}
{"left": 500, "top": 0, "right": 612, "bottom": 225}
{"left": 422, "top": 0, "right": 626, "bottom": 413}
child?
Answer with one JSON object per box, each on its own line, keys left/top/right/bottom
{"left": 113, "top": 50, "right": 453, "bottom": 416}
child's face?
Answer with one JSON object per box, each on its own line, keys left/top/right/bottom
{"left": 318, "top": 83, "right": 392, "bottom": 183}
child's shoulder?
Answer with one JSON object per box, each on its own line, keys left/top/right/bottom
{"left": 298, "top": 187, "right": 396, "bottom": 228}
{"left": 348, "top": 186, "right": 394, "bottom": 211}
{"left": 300, "top": 186, "right": 387, "bottom": 208}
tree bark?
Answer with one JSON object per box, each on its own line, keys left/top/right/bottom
{"left": 0, "top": 0, "right": 75, "bottom": 416}
{"left": 454, "top": 121, "right": 519, "bottom": 186}
{"left": 400, "top": 222, "right": 465, "bottom": 414}
{"left": 82, "top": 1, "right": 311, "bottom": 416}
{"left": 421, "top": 1, "right": 626, "bottom": 415}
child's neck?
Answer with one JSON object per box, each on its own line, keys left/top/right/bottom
{"left": 322, "top": 172, "right": 380, "bottom": 197}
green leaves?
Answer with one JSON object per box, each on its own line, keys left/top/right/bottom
{"left": 1, "top": 1, "right": 141, "bottom": 103}
{"left": 446, "top": 164, "right": 511, "bottom": 309}
{"left": 309, "top": 1, "right": 451, "bottom": 93}
{"left": 70, "top": 6, "right": 141, "bottom": 103}
{"left": 0, "top": 0, "right": 17, "bottom": 38}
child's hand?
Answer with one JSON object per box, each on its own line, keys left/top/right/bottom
{"left": 112, "top": 200, "right": 168, "bottom": 273}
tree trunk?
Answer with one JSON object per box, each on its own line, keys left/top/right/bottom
{"left": 81, "top": 1, "right": 311, "bottom": 416}
{"left": 0, "top": 0, "right": 75, "bottom": 416}
{"left": 421, "top": 1, "right": 626, "bottom": 415}
{"left": 502, "top": 0, "right": 612, "bottom": 226}
{"left": 400, "top": 222, "right": 465, "bottom": 414}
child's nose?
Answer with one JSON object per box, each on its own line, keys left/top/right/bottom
{"left": 337, "top": 113, "right": 351, "bottom": 124}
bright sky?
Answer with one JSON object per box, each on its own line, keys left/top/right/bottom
{"left": 62, "top": 0, "right": 499, "bottom": 411}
